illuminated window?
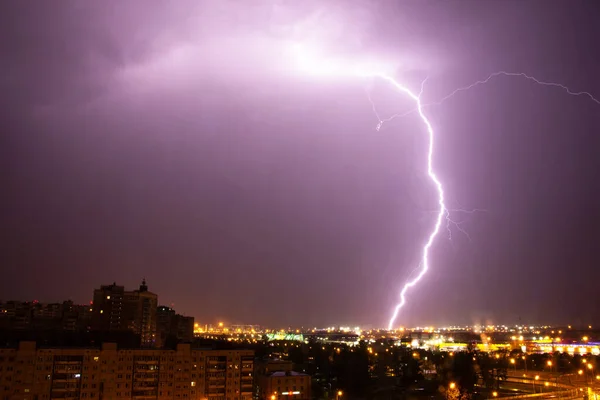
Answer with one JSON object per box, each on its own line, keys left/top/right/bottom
{"left": 191, "top": 381, "right": 196, "bottom": 387}
{"left": 100, "top": 310, "right": 103, "bottom": 314}
{"left": 106, "top": 296, "right": 110, "bottom": 300}
{"left": 93, "top": 357, "right": 99, "bottom": 362}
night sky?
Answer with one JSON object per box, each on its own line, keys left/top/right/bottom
{"left": 1, "top": 1, "right": 599, "bottom": 328}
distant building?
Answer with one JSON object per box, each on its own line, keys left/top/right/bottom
{"left": 255, "top": 359, "right": 294, "bottom": 375}
{"left": 91, "top": 280, "right": 158, "bottom": 347}
{"left": 256, "top": 370, "right": 311, "bottom": 400}
{"left": 91, "top": 282, "right": 127, "bottom": 331}
{"left": 0, "top": 341, "right": 254, "bottom": 400}
{"left": 156, "top": 305, "right": 194, "bottom": 347}
{"left": 0, "top": 300, "right": 91, "bottom": 331}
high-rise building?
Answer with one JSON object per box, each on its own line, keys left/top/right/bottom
{"left": 91, "top": 280, "right": 158, "bottom": 347}
{"left": 157, "top": 306, "right": 195, "bottom": 347}
{"left": 91, "top": 282, "right": 126, "bottom": 331}
{"left": 0, "top": 341, "right": 254, "bottom": 400}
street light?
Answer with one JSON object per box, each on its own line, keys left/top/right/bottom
{"left": 447, "top": 383, "right": 456, "bottom": 400}
{"left": 492, "top": 391, "right": 498, "bottom": 398}
{"left": 336, "top": 390, "right": 343, "bottom": 400}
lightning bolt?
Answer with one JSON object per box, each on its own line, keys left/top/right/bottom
{"left": 371, "top": 74, "right": 445, "bottom": 332}
{"left": 289, "top": 45, "right": 598, "bottom": 331}
{"left": 375, "top": 71, "right": 600, "bottom": 131}
{"left": 432, "top": 71, "right": 600, "bottom": 107}
{"left": 376, "top": 71, "right": 599, "bottom": 330}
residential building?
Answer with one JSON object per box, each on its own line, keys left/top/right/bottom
{"left": 0, "top": 341, "right": 254, "bottom": 400}
{"left": 157, "top": 306, "right": 194, "bottom": 347}
{"left": 256, "top": 370, "right": 311, "bottom": 400}
{"left": 0, "top": 300, "right": 91, "bottom": 331}
{"left": 91, "top": 280, "right": 158, "bottom": 347}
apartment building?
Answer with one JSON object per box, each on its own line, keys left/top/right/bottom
{"left": 0, "top": 341, "right": 253, "bottom": 400}
{"left": 256, "top": 371, "right": 311, "bottom": 400}
{"left": 91, "top": 280, "right": 158, "bottom": 347}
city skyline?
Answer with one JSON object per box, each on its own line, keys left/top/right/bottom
{"left": 2, "top": 1, "right": 600, "bottom": 327}
{"left": 2, "top": 286, "right": 597, "bottom": 331}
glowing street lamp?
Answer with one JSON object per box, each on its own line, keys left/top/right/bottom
{"left": 446, "top": 383, "right": 457, "bottom": 400}
{"left": 336, "top": 391, "right": 343, "bottom": 400}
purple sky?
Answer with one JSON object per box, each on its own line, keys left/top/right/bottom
{"left": 1, "top": 1, "right": 599, "bottom": 328}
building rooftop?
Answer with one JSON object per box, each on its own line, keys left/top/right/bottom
{"left": 269, "top": 371, "right": 308, "bottom": 377}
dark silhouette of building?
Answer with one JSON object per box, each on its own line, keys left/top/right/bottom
{"left": 157, "top": 306, "right": 194, "bottom": 347}
{"left": 91, "top": 282, "right": 126, "bottom": 331}
{"left": 91, "top": 280, "right": 158, "bottom": 347}
{"left": 0, "top": 300, "right": 91, "bottom": 331}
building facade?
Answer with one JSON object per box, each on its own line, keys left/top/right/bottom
{"left": 0, "top": 341, "right": 254, "bottom": 400}
{"left": 256, "top": 370, "right": 311, "bottom": 400}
